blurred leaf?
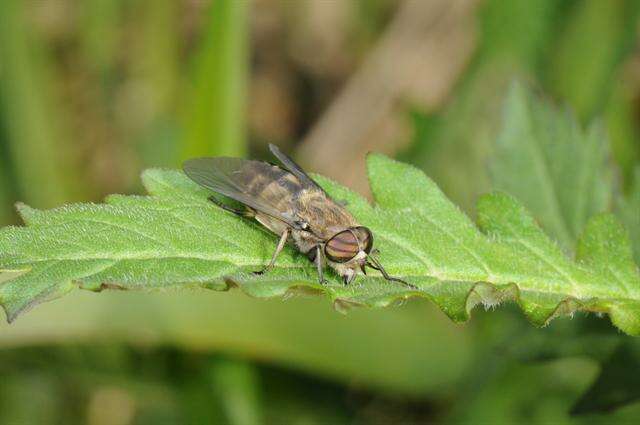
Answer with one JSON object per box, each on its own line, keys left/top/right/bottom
{"left": 260, "top": 368, "right": 352, "bottom": 425}
{"left": 491, "top": 83, "right": 612, "bottom": 250}
{"left": 571, "top": 341, "right": 640, "bottom": 415}
{"left": 617, "top": 168, "right": 640, "bottom": 265}
{"left": 0, "top": 344, "right": 382, "bottom": 424}
{"left": 0, "top": 374, "right": 61, "bottom": 424}
{"left": 0, "top": 104, "right": 15, "bottom": 225}
{"left": 403, "top": 0, "right": 563, "bottom": 210}
{"left": 135, "top": 0, "right": 179, "bottom": 107}
{"left": 0, "top": 0, "right": 85, "bottom": 207}
{"left": 79, "top": 0, "right": 123, "bottom": 76}
{"left": 546, "top": 0, "right": 640, "bottom": 121}
{"left": 546, "top": 0, "right": 640, "bottom": 185}
{"left": 605, "top": 79, "right": 640, "bottom": 185}
{"left": 445, "top": 357, "right": 599, "bottom": 424}
{"left": 575, "top": 402, "right": 640, "bottom": 425}
{"left": 181, "top": 0, "right": 249, "bottom": 159}
{"left": 209, "top": 359, "right": 262, "bottom": 425}
{"left": 134, "top": 0, "right": 181, "bottom": 168}
{"left": 483, "top": 316, "right": 623, "bottom": 365}
{"left": 0, "top": 290, "right": 471, "bottom": 397}
{"left": 487, "top": 84, "right": 640, "bottom": 418}
{"left": 1, "top": 154, "right": 639, "bottom": 334}
{"left": 478, "top": 0, "right": 560, "bottom": 65}
{"left": 0, "top": 160, "right": 15, "bottom": 226}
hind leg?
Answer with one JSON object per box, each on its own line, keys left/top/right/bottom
{"left": 253, "top": 228, "right": 290, "bottom": 275}
{"left": 208, "top": 196, "right": 255, "bottom": 217}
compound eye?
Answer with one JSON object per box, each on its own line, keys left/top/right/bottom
{"left": 325, "top": 230, "right": 359, "bottom": 263}
{"left": 353, "top": 226, "right": 373, "bottom": 254}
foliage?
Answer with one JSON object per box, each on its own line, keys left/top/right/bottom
{"left": 2, "top": 119, "right": 639, "bottom": 334}
{"left": 1, "top": 0, "right": 640, "bottom": 423}
{"left": 491, "top": 84, "right": 612, "bottom": 250}
{"left": 0, "top": 0, "right": 86, "bottom": 209}
{"left": 571, "top": 342, "right": 640, "bottom": 414}
{"left": 181, "top": 0, "right": 249, "bottom": 159}
{"left": 618, "top": 169, "right": 640, "bottom": 265}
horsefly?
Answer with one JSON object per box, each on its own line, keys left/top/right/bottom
{"left": 183, "top": 144, "right": 414, "bottom": 288}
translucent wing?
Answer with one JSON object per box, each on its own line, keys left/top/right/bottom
{"left": 269, "top": 144, "right": 325, "bottom": 192}
{"left": 183, "top": 157, "right": 303, "bottom": 228}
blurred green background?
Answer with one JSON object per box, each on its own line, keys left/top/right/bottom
{"left": 1, "top": 0, "right": 640, "bottom": 423}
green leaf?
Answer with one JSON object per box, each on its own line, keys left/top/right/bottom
{"left": 402, "top": 0, "right": 564, "bottom": 211}
{"left": 617, "top": 168, "right": 640, "bottom": 266}
{"left": 209, "top": 359, "right": 263, "bottom": 425}
{"left": 180, "top": 0, "right": 249, "bottom": 159}
{"left": 491, "top": 83, "right": 612, "bottom": 250}
{"left": 570, "top": 342, "right": 640, "bottom": 415}
{"left": 444, "top": 357, "right": 599, "bottom": 424}
{"left": 1, "top": 155, "right": 639, "bottom": 334}
{"left": 546, "top": 0, "right": 640, "bottom": 122}
{"left": 0, "top": 290, "right": 472, "bottom": 396}
{"left": 0, "top": 0, "right": 87, "bottom": 206}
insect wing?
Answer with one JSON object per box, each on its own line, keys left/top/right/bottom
{"left": 183, "top": 157, "right": 301, "bottom": 228}
{"left": 269, "top": 144, "right": 325, "bottom": 192}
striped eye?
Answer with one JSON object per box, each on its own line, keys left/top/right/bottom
{"left": 352, "top": 226, "right": 373, "bottom": 254}
{"left": 325, "top": 230, "right": 360, "bottom": 263}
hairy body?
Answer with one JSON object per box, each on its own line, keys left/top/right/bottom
{"left": 183, "top": 144, "right": 410, "bottom": 287}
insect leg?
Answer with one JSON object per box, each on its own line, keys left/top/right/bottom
{"left": 208, "top": 195, "right": 255, "bottom": 217}
{"left": 254, "top": 228, "right": 290, "bottom": 275}
{"left": 315, "top": 245, "right": 327, "bottom": 285}
{"left": 367, "top": 256, "right": 417, "bottom": 289}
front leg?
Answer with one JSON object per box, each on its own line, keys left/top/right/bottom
{"left": 315, "top": 245, "right": 327, "bottom": 285}
{"left": 254, "top": 228, "right": 290, "bottom": 275}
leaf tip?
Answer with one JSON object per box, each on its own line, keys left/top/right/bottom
{"left": 333, "top": 297, "right": 363, "bottom": 314}
{"left": 1, "top": 303, "right": 14, "bottom": 324}
{"left": 607, "top": 303, "right": 640, "bottom": 337}
{"left": 15, "top": 202, "right": 38, "bottom": 224}
{"left": 0, "top": 293, "right": 30, "bottom": 324}
{"left": 140, "top": 168, "right": 164, "bottom": 190}
{"left": 365, "top": 151, "right": 394, "bottom": 169}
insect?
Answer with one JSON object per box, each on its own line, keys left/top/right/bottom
{"left": 183, "top": 144, "right": 414, "bottom": 288}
